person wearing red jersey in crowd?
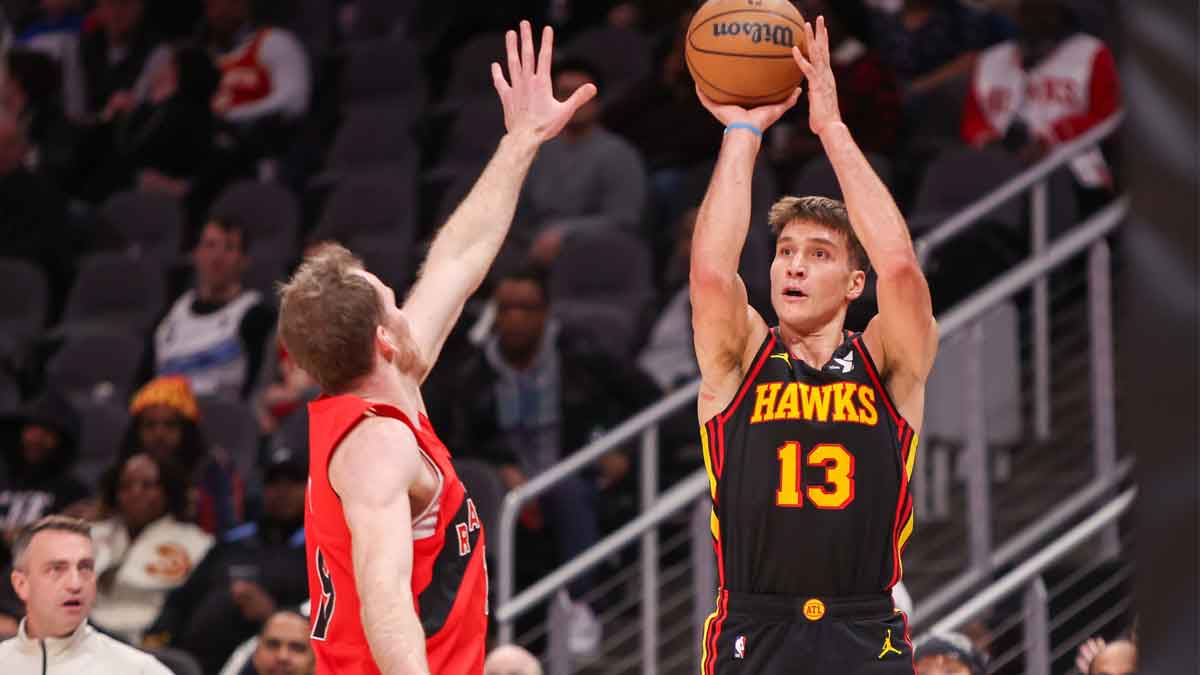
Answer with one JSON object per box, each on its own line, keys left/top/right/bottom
{"left": 961, "top": 0, "right": 1121, "bottom": 210}
{"left": 276, "top": 20, "right": 595, "bottom": 675}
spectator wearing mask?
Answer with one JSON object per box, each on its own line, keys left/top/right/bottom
{"left": 0, "top": 515, "right": 172, "bottom": 673}
{"left": 14, "top": 0, "right": 86, "bottom": 120}
{"left": 152, "top": 218, "right": 275, "bottom": 400}
{"left": 121, "top": 376, "right": 243, "bottom": 534}
{"left": 869, "top": 0, "right": 1013, "bottom": 99}
{"left": 144, "top": 446, "right": 308, "bottom": 674}
{"left": 0, "top": 390, "right": 89, "bottom": 567}
{"left": 914, "top": 631, "right": 987, "bottom": 674}
{"left": 79, "top": 0, "right": 170, "bottom": 118}
{"left": 520, "top": 57, "right": 647, "bottom": 265}
{"left": 0, "top": 108, "right": 72, "bottom": 313}
{"left": 89, "top": 452, "right": 213, "bottom": 643}
{"left": 79, "top": 44, "right": 220, "bottom": 202}
{"left": 200, "top": 0, "right": 310, "bottom": 128}
{"left": 961, "top": 0, "right": 1120, "bottom": 210}
{"left": 449, "top": 266, "right": 660, "bottom": 653}
{"left": 774, "top": 0, "right": 900, "bottom": 174}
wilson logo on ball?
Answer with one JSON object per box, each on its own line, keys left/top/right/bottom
{"left": 711, "top": 22, "right": 794, "bottom": 47}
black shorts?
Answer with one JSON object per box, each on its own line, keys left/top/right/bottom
{"left": 700, "top": 590, "right": 915, "bottom": 675}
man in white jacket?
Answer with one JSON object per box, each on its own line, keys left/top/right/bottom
{"left": 0, "top": 515, "right": 171, "bottom": 674}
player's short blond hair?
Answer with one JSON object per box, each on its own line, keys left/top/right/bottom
{"left": 277, "top": 244, "right": 382, "bottom": 394}
{"left": 12, "top": 515, "right": 92, "bottom": 569}
{"left": 767, "top": 195, "right": 869, "bottom": 272}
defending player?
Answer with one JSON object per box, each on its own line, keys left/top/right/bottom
{"left": 277, "top": 22, "right": 596, "bottom": 675}
{"left": 691, "top": 17, "right": 937, "bottom": 674}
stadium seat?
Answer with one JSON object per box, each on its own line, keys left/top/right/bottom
{"left": 347, "top": 232, "right": 416, "bottom": 294}
{"left": 59, "top": 252, "right": 165, "bottom": 337}
{"left": 197, "top": 395, "right": 261, "bottom": 480}
{"left": 0, "top": 371, "right": 18, "bottom": 411}
{"left": 210, "top": 180, "right": 302, "bottom": 262}
{"left": 555, "top": 301, "right": 641, "bottom": 360}
{"left": 324, "top": 104, "right": 420, "bottom": 174}
{"left": 74, "top": 399, "right": 130, "bottom": 483}
{"left": 0, "top": 257, "right": 49, "bottom": 345}
{"left": 429, "top": 95, "right": 506, "bottom": 178}
{"left": 550, "top": 229, "right": 653, "bottom": 308}
{"left": 151, "top": 647, "right": 204, "bottom": 675}
{"left": 98, "top": 190, "right": 184, "bottom": 267}
{"left": 442, "top": 32, "right": 507, "bottom": 106}
{"left": 792, "top": 153, "right": 894, "bottom": 201}
{"left": 45, "top": 334, "right": 145, "bottom": 408}
{"left": 342, "top": 37, "right": 426, "bottom": 111}
{"left": 912, "top": 147, "right": 1025, "bottom": 233}
{"left": 311, "top": 170, "right": 417, "bottom": 244}
{"left": 562, "top": 26, "right": 651, "bottom": 100}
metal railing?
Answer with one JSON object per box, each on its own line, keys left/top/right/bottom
{"left": 921, "top": 487, "right": 1136, "bottom": 675}
{"left": 492, "top": 115, "right": 1126, "bottom": 669}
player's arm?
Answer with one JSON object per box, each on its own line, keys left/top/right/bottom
{"left": 402, "top": 21, "right": 596, "bottom": 382}
{"left": 794, "top": 18, "right": 937, "bottom": 384}
{"left": 330, "top": 417, "right": 430, "bottom": 675}
{"left": 690, "top": 86, "right": 800, "bottom": 408}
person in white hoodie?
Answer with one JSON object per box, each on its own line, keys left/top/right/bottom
{"left": 90, "top": 452, "right": 214, "bottom": 643}
{"left": 0, "top": 514, "right": 171, "bottom": 674}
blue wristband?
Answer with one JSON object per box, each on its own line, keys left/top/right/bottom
{"left": 724, "top": 122, "right": 763, "bottom": 138}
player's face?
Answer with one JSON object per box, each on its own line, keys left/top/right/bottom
{"left": 11, "top": 531, "right": 96, "bottom": 638}
{"left": 356, "top": 271, "right": 425, "bottom": 377}
{"left": 252, "top": 612, "right": 314, "bottom": 675}
{"left": 769, "top": 220, "right": 863, "bottom": 332}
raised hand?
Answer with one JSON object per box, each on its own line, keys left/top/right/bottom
{"left": 791, "top": 16, "right": 842, "bottom": 137}
{"left": 695, "top": 85, "right": 802, "bottom": 137}
{"left": 491, "top": 21, "right": 597, "bottom": 143}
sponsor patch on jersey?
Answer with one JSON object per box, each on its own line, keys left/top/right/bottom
{"left": 734, "top": 634, "right": 746, "bottom": 659}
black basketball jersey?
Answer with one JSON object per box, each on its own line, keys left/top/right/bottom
{"left": 701, "top": 328, "right": 917, "bottom": 597}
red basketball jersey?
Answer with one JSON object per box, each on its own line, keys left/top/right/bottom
{"left": 305, "top": 394, "right": 488, "bottom": 674}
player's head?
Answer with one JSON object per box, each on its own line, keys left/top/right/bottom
{"left": 767, "top": 196, "right": 867, "bottom": 332}
{"left": 10, "top": 516, "right": 96, "bottom": 639}
{"left": 493, "top": 265, "right": 550, "bottom": 365}
{"left": 278, "top": 243, "right": 423, "bottom": 394}
{"left": 485, "top": 644, "right": 543, "bottom": 675}
{"left": 194, "top": 217, "right": 249, "bottom": 296}
{"left": 554, "top": 57, "right": 603, "bottom": 133}
{"left": 1088, "top": 639, "right": 1137, "bottom": 675}
{"left": 252, "top": 610, "right": 315, "bottom": 675}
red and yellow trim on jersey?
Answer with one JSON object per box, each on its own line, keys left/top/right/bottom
{"left": 700, "top": 420, "right": 726, "bottom": 589}
{"left": 889, "top": 426, "right": 919, "bottom": 587}
{"left": 700, "top": 589, "right": 729, "bottom": 675}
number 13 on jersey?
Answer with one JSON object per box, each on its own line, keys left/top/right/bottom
{"left": 775, "top": 442, "right": 855, "bottom": 509}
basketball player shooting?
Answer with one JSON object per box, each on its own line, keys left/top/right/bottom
{"left": 691, "top": 17, "right": 937, "bottom": 674}
{"left": 276, "top": 21, "right": 595, "bottom": 675}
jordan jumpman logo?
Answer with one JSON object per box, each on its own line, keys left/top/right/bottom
{"left": 878, "top": 629, "right": 904, "bottom": 659}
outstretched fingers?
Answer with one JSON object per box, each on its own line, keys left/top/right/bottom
{"left": 520, "top": 20, "right": 535, "bottom": 78}
{"left": 505, "top": 28, "right": 522, "bottom": 93}
{"left": 563, "top": 82, "right": 598, "bottom": 113}
{"left": 536, "top": 25, "right": 554, "bottom": 79}
{"left": 491, "top": 62, "right": 510, "bottom": 99}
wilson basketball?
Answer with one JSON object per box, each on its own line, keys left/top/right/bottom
{"left": 685, "top": 0, "right": 808, "bottom": 106}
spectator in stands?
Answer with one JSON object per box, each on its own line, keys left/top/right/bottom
{"left": 869, "top": 0, "right": 1013, "bottom": 99}
{"left": 199, "top": 0, "right": 310, "bottom": 128}
{"left": 0, "top": 108, "right": 72, "bottom": 311}
{"left": 79, "top": 0, "right": 170, "bottom": 118}
{"left": 121, "top": 376, "right": 243, "bottom": 533}
{"left": 239, "top": 609, "right": 314, "bottom": 675}
{"left": 253, "top": 344, "right": 318, "bottom": 436}
{"left": 449, "top": 266, "right": 660, "bottom": 652}
{"left": 774, "top": 0, "right": 900, "bottom": 176}
{"left": 78, "top": 44, "right": 221, "bottom": 202}
{"left": 0, "top": 390, "right": 90, "bottom": 567}
{"left": 604, "top": 14, "right": 723, "bottom": 234}
{"left": 14, "top": 0, "right": 85, "bottom": 120}
{"left": 961, "top": 0, "right": 1120, "bottom": 211}
{"left": 3, "top": 48, "right": 77, "bottom": 182}
{"left": 144, "top": 445, "right": 307, "bottom": 674}
{"left": 637, "top": 207, "right": 697, "bottom": 392}
{"left": 89, "top": 452, "right": 213, "bottom": 643}
{"left": 152, "top": 218, "right": 274, "bottom": 400}
{"left": 485, "top": 644, "right": 543, "bottom": 675}
{"left": 520, "top": 58, "right": 647, "bottom": 264}
{"left": 0, "top": 515, "right": 173, "bottom": 673}
{"left": 914, "top": 631, "right": 987, "bottom": 674}
{"left": 1086, "top": 639, "right": 1136, "bottom": 675}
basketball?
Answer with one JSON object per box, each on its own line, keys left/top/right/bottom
{"left": 685, "top": 0, "right": 808, "bottom": 107}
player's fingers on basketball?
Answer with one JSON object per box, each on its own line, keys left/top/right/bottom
{"left": 505, "top": 30, "right": 521, "bottom": 91}
{"left": 520, "top": 20, "right": 536, "bottom": 77}
{"left": 792, "top": 46, "right": 814, "bottom": 77}
{"left": 537, "top": 25, "right": 553, "bottom": 79}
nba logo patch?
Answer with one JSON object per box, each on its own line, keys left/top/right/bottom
{"left": 734, "top": 635, "right": 746, "bottom": 659}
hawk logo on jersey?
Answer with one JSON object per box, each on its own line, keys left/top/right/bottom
{"left": 734, "top": 635, "right": 746, "bottom": 659}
